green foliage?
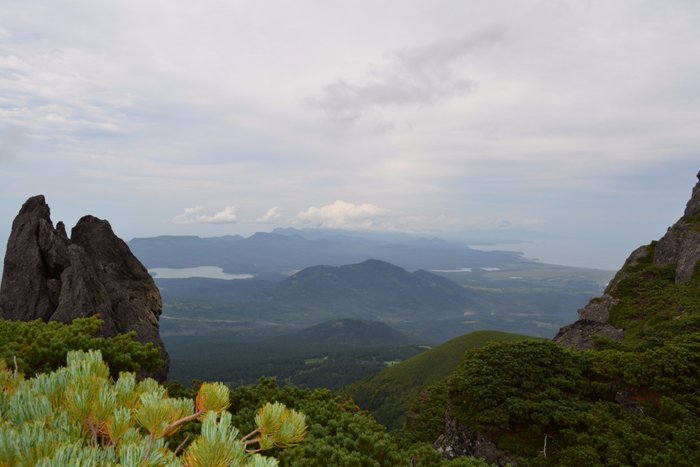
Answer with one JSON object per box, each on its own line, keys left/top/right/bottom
{"left": 0, "top": 350, "right": 305, "bottom": 466}
{"left": 345, "top": 330, "right": 532, "bottom": 428}
{"left": 607, "top": 242, "right": 700, "bottom": 346}
{"left": 0, "top": 316, "right": 162, "bottom": 377}
{"left": 400, "top": 380, "right": 450, "bottom": 445}
{"left": 184, "top": 411, "right": 246, "bottom": 466}
{"left": 445, "top": 337, "right": 700, "bottom": 465}
{"left": 450, "top": 340, "right": 590, "bottom": 431}
{"left": 226, "top": 378, "right": 484, "bottom": 466}
{"left": 228, "top": 378, "right": 406, "bottom": 466}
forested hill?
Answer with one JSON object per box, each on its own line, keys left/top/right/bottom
{"left": 281, "top": 318, "right": 417, "bottom": 346}
{"left": 345, "top": 330, "right": 531, "bottom": 429}
{"left": 273, "top": 259, "right": 471, "bottom": 316}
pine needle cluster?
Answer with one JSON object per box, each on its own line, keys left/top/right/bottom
{"left": 0, "top": 350, "right": 306, "bottom": 466}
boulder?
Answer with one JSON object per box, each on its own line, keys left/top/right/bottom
{"left": 553, "top": 294, "right": 624, "bottom": 350}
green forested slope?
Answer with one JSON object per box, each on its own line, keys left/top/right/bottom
{"left": 345, "top": 330, "right": 532, "bottom": 428}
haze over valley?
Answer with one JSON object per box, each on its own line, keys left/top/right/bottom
{"left": 128, "top": 228, "right": 612, "bottom": 385}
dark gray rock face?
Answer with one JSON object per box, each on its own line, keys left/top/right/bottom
{"left": 434, "top": 404, "right": 516, "bottom": 466}
{"left": 0, "top": 196, "right": 67, "bottom": 321}
{"left": 0, "top": 195, "right": 168, "bottom": 379}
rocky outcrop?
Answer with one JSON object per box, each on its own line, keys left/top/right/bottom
{"left": 555, "top": 172, "right": 700, "bottom": 350}
{"left": 0, "top": 195, "right": 168, "bottom": 380}
{"left": 552, "top": 245, "right": 650, "bottom": 350}
{"left": 553, "top": 294, "right": 624, "bottom": 350}
{"left": 653, "top": 171, "right": 700, "bottom": 283}
{"left": 434, "top": 404, "right": 516, "bottom": 466}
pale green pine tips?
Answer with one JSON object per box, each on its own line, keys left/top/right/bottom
{"left": 0, "top": 349, "right": 306, "bottom": 466}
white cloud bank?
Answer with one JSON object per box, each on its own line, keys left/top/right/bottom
{"left": 258, "top": 206, "right": 282, "bottom": 223}
{"left": 296, "top": 201, "right": 390, "bottom": 230}
{"left": 172, "top": 206, "right": 237, "bottom": 225}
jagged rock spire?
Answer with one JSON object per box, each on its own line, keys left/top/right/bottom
{"left": 0, "top": 195, "right": 169, "bottom": 380}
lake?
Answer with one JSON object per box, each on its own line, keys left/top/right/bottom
{"left": 149, "top": 266, "right": 254, "bottom": 280}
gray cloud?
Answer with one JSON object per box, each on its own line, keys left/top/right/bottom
{"left": 312, "top": 26, "right": 506, "bottom": 126}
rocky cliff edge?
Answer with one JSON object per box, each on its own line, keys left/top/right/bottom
{"left": 555, "top": 171, "right": 700, "bottom": 350}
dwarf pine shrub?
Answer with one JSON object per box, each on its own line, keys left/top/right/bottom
{"left": 0, "top": 350, "right": 306, "bottom": 466}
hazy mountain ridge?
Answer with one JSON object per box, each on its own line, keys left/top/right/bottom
{"left": 140, "top": 228, "right": 611, "bottom": 345}
{"left": 156, "top": 259, "right": 479, "bottom": 341}
{"left": 129, "top": 230, "right": 530, "bottom": 281}
{"left": 156, "top": 258, "right": 604, "bottom": 344}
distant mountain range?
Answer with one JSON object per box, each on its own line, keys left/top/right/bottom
{"left": 133, "top": 228, "right": 611, "bottom": 342}
{"left": 155, "top": 256, "right": 607, "bottom": 345}
{"left": 156, "top": 259, "right": 477, "bottom": 339}
{"left": 129, "top": 229, "right": 528, "bottom": 281}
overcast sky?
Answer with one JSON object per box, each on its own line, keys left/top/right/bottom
{"left": 0, "top": 0, "right": 698, "bottom": 270}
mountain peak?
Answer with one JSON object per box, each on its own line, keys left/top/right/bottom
{"left": 353, "top": 259, "right": 403, "bottom": 270}
{"left": 17, "top": 194, "right": 51, "bottom": 219}
{"left": 683, "top": 171, "right": 700, "bottom": 217}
